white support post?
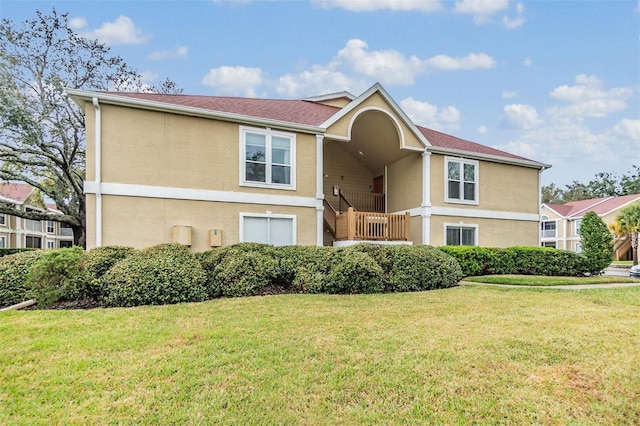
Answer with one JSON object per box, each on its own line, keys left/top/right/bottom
{"left": 316, "top": 134, "right": 324, "bottom": 246}
{"left": 92, "top": 97, "right": 102, "bottom": 247}
{"left": 421, "top": 151, "right": 432, "bottom": 245}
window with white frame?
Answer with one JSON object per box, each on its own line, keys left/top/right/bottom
{"left": 46, "top": 220, "right": 55, "bottom": 233}
{"left": 575, "top": 219, "right": 582, "bottom": 235}
{"left": 0, "top": 214, "right": 6, "bottom": 226}
{"left": 540, "top": 221, "right": 557, "bottom": 238}
{"left": 240, "top": 213, "right": 296, "bottom": 246}
{"left": 445, "top": 224, "right": 477, "bottom": 246}
{"left": 241, "top": 127, "right": 295, "bottom": 189}
{"left": 0, "top": 236, "right": 5, "bottom": 248}
{"left": 445, "top": 157, "right": 478, "bottom": 204}
{"left": 46, "top": 240, "right": 55, "bottom": 249}
{"left": 575, "top": 242, "right": 582, "bottom": 253}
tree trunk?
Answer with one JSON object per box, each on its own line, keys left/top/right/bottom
{"left": 632, "top": 232, "right": 638, "bottom": 266}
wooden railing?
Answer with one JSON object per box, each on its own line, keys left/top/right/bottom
{"left": 335, "top": 207, "right": 410, "bottom": 241}
{"left": 323, "top": 199, "right": 337, "bottom": 237}
{"left": 339, "top": 189, "right": 384, "bottom": 213}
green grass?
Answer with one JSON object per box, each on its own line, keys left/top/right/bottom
{"left": 463, "top": 274, "right": 639, "bottom": 286}
{"left": 611, "top": 260, "right": 632, "bottom": 266}
{"left": 2, "top": 286, "right": 639, "bottom": 425}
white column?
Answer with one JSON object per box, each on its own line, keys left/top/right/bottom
{"left": 92, "top": 97, "right": 103, "bottom": 247}
{"left": 316, "top": 134, "right": 324, "bottom": 246}
{"left": 421, "top": 151, "right": 432, "bottom": 245}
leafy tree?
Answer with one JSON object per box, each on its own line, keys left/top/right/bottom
{"left": 580, "top": 211, "right": 614, "bottom": 274}
{"left": 0, "top": 8, "right": 180, "bottom": 247}
{"left": 613, "top": 202, "right": 640, "bottom": 266}
{"left": 620, "top": 165, "right": 640, "bottom": 195}
{"left": 541, "top": 183, "right": 565, "bottom": 204}
{"left": 542, "top": 166, "right": 640, "bottom": 203}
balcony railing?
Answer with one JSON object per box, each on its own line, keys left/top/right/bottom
{"left": 540, "top": 229, "right": 557, "bottom": 239}
{"left": 24, "top": 219, "right": 41, "bottom": 232}
{"left": 339, "top": 189, "right": 384, "bottom": 213}
{"left": 335, "top": 207, "right": 410, "bottom": 241}
{"left": 60, "top": 228, "right": 73, "bottom": 237}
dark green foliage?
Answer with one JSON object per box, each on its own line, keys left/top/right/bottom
{"left": 386, "top": 245, "right": 462, "bottom": 292}
{"left": 212, "top": 250, "right": 280, "bottom": 297}
{"left": 77, "top": 246, "right": 135, "bottom": 301}
{"left": 580, "top": 212, "right": 614, "bottom": 274}
{"left": 0, "top": 248, "right": 35, "bottom": 258}
{"left": 27, "top": 247, "right": 84, "bottom": 308}
{"left": 0, "top": 250, "right": 43, "bottom": 308}
{"left": 440, "top": 245, "right": 590, "bottom": 277}
{"left": 275, "top": 245, "right": 336, "bottom": 289}
{"left": 323, "top": 249, "right": 385, "bottom": 294}
{"left": 102, "top": 243, "right": 207, "bottom": 307}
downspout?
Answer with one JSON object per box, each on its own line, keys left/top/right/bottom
{"left": 92, "top": 97, "right": 102, "bottom": 247}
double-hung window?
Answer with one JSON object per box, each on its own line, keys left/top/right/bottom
{"left": 240, "top": 213, "right": 296, "bottom": 246}
{"left": 575, "top": 219, "right": 582, "bottom": 235}
{"left": 46, "top": 220, "right": 55, "bottom": 233}
{"left": 241, "top": 127, "right": 295, "bottom": 189}
{"left": 445, "top": 157, "right": 478, "bottom": 204}
{"left": 0, "top": 236, "right": 5, "bottom": 248}
{"left": 0, "top": 214, "right": 6, "bottom": 226}
{"left": 445, "top": 224, "right": 477, "bottom": 246}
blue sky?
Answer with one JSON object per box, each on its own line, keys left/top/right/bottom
{"left": 2, "top": 0, "right": 639, "bottom": 188}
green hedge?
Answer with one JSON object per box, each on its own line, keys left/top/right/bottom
{"left": 102, "top": 243, "right": 207, "bottom": 307}
{"left": 439, "top": 245, "right": 590, "bottom": 277}
{"left": 0, "top": 250, "right": 44, "bottom": 308}
{"left": 0, "top": 248, "right": 35, "bottom": 258}
{"left": 27, "top": 247, "right": 85, "bottom": 308}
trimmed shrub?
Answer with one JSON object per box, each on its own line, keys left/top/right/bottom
{"left": 386, "top": 245, "right": 462, "bottom": 292}
{"left": 102, "top": 243, "right": 207, "bottom": 307}
{"left": 77, "top": 246, "right": 136, "bottom": 301}
{"left": 342, "top": 243, "right": 394, "bottom": 277}
{"left": 323, "top": 249, "right": 386, "bottom": 294}
{"left": 0, "top": 250, "right": 43, "bottom": 308}
{"left": 27, "top": 247, "right": 84, "bottom": 308}
{"left": 213, "top": 250, "right": 280, "bottom": 297}
{"left": 0, "top": 248, "right": 35, "bottom": 258}
{"left": 275, "top": 245, "right": 336, "bottom": 289}
{"left": 438, "top": 246, "right": 500, "bottom": 277}
{"left": 503, "top": 246, "right": 589, "bottom": 276}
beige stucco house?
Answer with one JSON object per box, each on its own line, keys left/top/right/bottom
{"left": 0, "top": 183, "right": 74, "bottom": 249}
{"left": 68, "top": 83, "right": 549, "bottom": 251}
{"left": 541, "top": 194, "right": 640, "bottom": 260}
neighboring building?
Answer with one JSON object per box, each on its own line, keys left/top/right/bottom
{"left": 68, "top": 83, "right": 549, "bottom": 251}
{"left": 0, "top": 183, "right": 74, "bottom": 249}
{"left": 541, "top": 194, "right": 640, "bottom": 260}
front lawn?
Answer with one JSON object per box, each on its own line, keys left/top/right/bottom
{"left": 463, "top": 274, "right": 639, "bottom": 286}
{"left": 2, "top": 286, "right": 639, "bottom": 424}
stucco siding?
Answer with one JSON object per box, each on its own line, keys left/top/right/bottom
{"left": 387, "top": 153, "right": 422, "bottom": 212}
{"left": 430, "top": 215, "right": 538, "bottom": 248}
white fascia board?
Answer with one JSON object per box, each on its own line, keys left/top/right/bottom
{"left": 427, "top": 146, "right": 551, "bottom": 170}
{"left": 395, "top": 205, "right": 539, "bottom": 222}
{"left": 303, "top": 91, "right": 355, "bottom": 102}
{"left": 65, "top": 88, "right": 325, "bottom": 135}
{"left": 320, "top": 82, "right": 430, "bottom": 148}
{"left": 0, "top": 195, "right": 24, "bottom": 205}
{"left": 84, "top": 181, "right": 320, "bottom": 208}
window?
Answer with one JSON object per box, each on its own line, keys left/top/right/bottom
{"left": 241, "top": 127, "right": 295, "bottom": 189}
{"left": 575, "top": 242, "right": 582, "bottom": 253}
{"left": 59, "top": 240, "right": 73, "bottom": 248}
{"left": 46, "top": 241, "right": 55, "bottom": 249}
{"left": 25, "top": 236, "right": 41, "bottom": 249}
{"left": 0, "top": 236, "right": 5, "bottom": 248}
{"left": 540, "top": 221, "right": 556, "bottom": 238}
{"left": 575, "top": 219, "right": 582, "bottom": 235}
{"left": 46, "top": 220, "right": 55, "bottom": 233}
{"left": 542, "top": 241, "right": 556, "bottom": 248}
{"left": 0, "top": 214, "right": 5, "bottom": 226}
{"left": 240, "top": 213, "right": 296, "bottom": 246}
{"left": 445, "top": 157, "right": 478, "bottom": 204}
{"left": 445, "top": 224, "right": 477, "bottom": 246}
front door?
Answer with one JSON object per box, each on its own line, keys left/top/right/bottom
{"left": 373, "top": 175, "right": 383, "bottom": 194}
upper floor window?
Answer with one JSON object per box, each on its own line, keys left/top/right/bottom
{"left": 46, "top": 220, "right": 55, "bottom": 233}
{"left": 575, "top": 219, "right": 582, "bottom": 235}
{"left": 445, "top": 157, "right": 478, "bottom": 204}
{"left": 0, "top": 214, "right": 5, "bottom": 226}
{"left": 240, "top": 126, "right": 295, "bottom": 189}
{"left": 540, "top": 221, "right": 557, "bottom": 238}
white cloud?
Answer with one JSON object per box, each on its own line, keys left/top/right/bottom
{"left": 312, "top": 0, "right": 443, "bottom": 12}
{"left": 502, "top": 90, "right": 517, "bottom": 99}
{"left": 547, "top": 74, "right": 634, "bottom": 118}
{"left": 454, "top": 0, "right": 509, "bottom": 24}
{"left": 400, "top": 97, "right": 461, "bottom": 131}
{"left": 612, "top": 118, "right": 640, "bottom": 141}
{"left": 503, "top": 1, "right": 525, "bottom": 28}
{"left": 69, "top": 16, "right": 87, "bottom": 30}
{"left": 201, "top": 66, "right": 264, "bottom": 97}
{"left": 276, "top": 67, "right": 365, "bottom": 98}
{"left": 148, "top": 46, "right": 189, "bottom": 60}
{"left": 523, "top": 58, "right": 533, "bottom": 66}
{"left": 82, "top": 16, "right": 150, "bottom": 46}
{"left": 501, "top": 104, "right": 543, "bottom": 129}
{"left": 477, "top": 125, "right": 489, "bottom": 134}
{"left": 424, "top": 53, "right": 495, "bottom": 70}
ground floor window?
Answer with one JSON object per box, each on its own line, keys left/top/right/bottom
{"left": 542, "top": 241, "right": 556, "bottom": 248}
{"left": 240, "top": 213, "right": 296, "bottom": 246}
{"left": 575, "top": 242, "right": 582, "bottom": 253}
{"left": 25, "top": 236, "right": 41, "bottom": 249}
{"left": 0, "top": 236, "right": 5, "bottom": 248}
{"left": 46, "top": 241, "right": 55, "bottom": 249}
{"left": 445, "top": 224, "right": 477, "bottom": 246}
{"left": 59, "top": 240, "right": 73, "bottom": 248}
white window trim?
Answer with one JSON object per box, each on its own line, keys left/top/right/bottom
{"left": 0, "top": 214, "right": 6, "bottom": 226}
{"left": 574, "top": 219, "right": 582, "bottom": 236}
{"left": 444, "top": 156, "right": 479, "bottom": 205}
{"left": 0, "top": 236, "right": 5, "bottom": 248}
{"left": 46, "top": 220, "right": 55, "bottom": 234}
{"left": 443, "top": 222, "right": 479, "bottom": 246}
{"left": 239, "top": 212, "right": 297, "bottom": 245}
{"left": 239, "top": 126, "right": 296, "bottom": 191}
{"left": 46, "top": 240, "right": 55, "bottom": 249}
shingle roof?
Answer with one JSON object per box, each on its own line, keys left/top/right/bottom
{"left": 0, "top": 183, "right": 34, "bottom": 204}
{"left": 99, "top": 91, "right": 543, "bottom": 165}
{"left": 106, "top": 92, "right": 340, "bottom": 127}
{"left": 544, "top": 193, "right": 640, "bottom": 218}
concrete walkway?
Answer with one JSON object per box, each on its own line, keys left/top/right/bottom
{"left": 461, "top": 281, "right": 640, "bottom": 290}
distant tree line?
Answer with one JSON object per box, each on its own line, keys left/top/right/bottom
{"left": 542, "top": 166, "right": 640, "bottom": 204}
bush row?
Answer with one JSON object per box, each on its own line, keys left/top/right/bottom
{"left": 0, "top": 243, "right": 463, "bottom": 309}
{"left": 0, "top": 248, "right": 35, "bottom": 258}
{"left": 438, "top": 245, "right": 590, "bottom": 277}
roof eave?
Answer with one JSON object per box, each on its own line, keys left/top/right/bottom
{"left": 65, "top": 88, "right": 326, "bottom": 135}
{"left": 426, "top": 145, "right": 551, "bottom": 169}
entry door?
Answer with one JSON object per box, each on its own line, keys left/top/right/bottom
{"left": 373, "top": 175, "right": 383, "bottom": 194}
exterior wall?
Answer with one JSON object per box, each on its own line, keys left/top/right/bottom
{"left": 409, "top": 215, "right": 422, "bottom": 245}
{"left": 100, "top": 195, "right": 316, "bottom": 251}
{"left": 387, "top": 153, "right": 422, "bottom": 213}
{"left": 323, "top": 141, "right": 374, "bottom": 209}
{"left": 430, "top": 215, "right": 539, "bottom": 248}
